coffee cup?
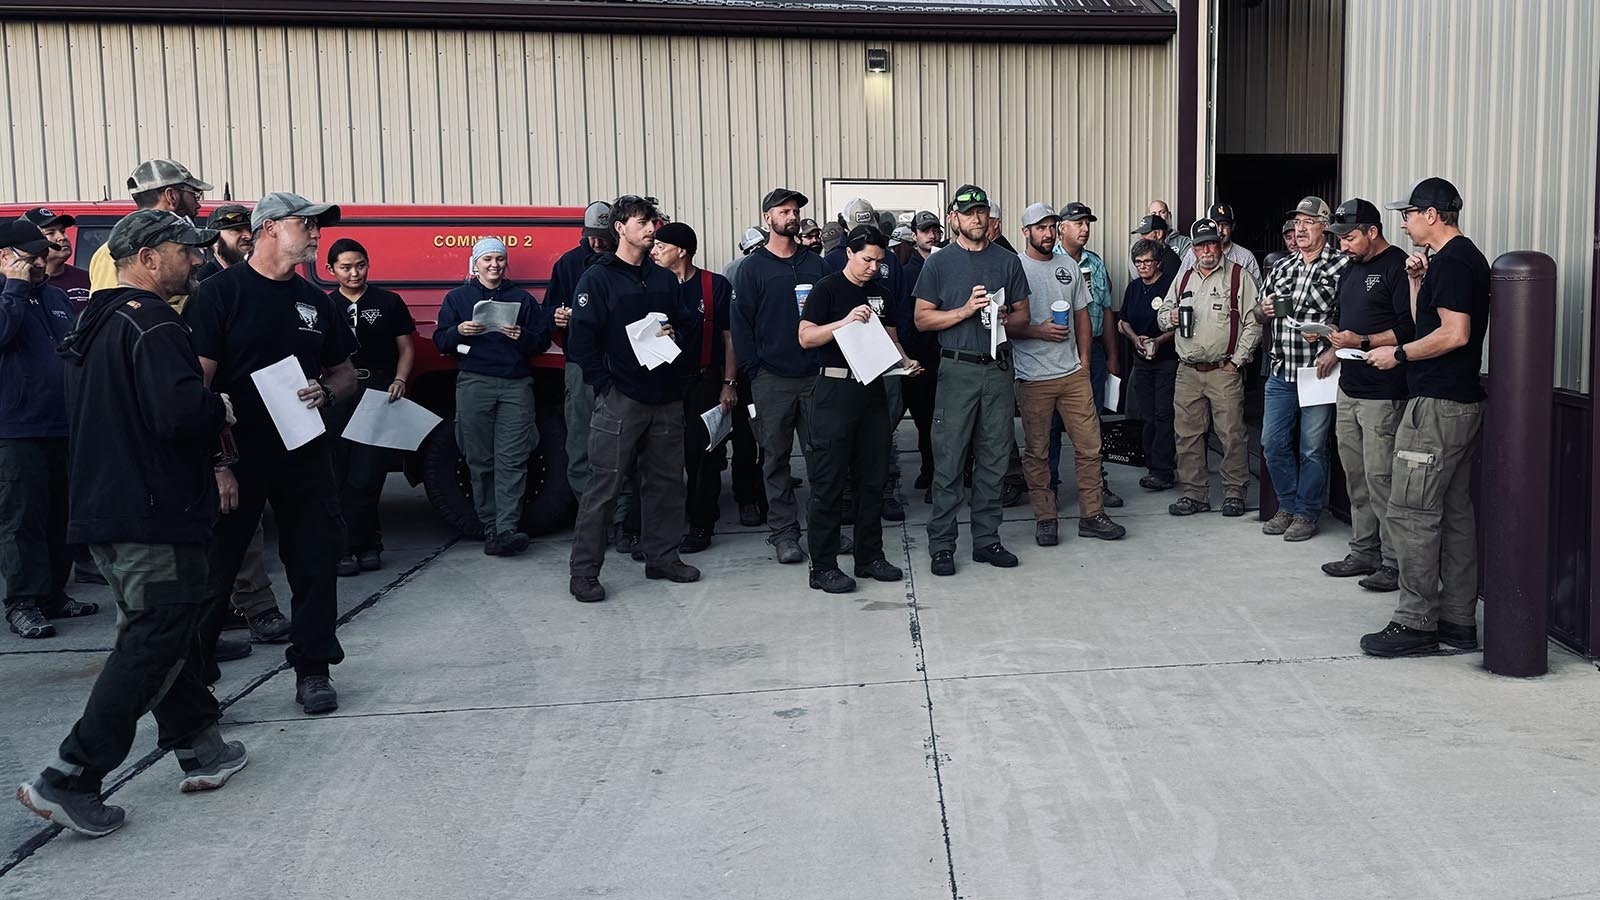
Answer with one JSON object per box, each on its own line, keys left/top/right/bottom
{"left": 794, "top": 283, "right": 813, "bottom": 315}
{"left": 1050, "top": 300, "right": 1070, "bottom": 326}
{"left": 1273, "top": 294, "right": 1292, "bottom": 317}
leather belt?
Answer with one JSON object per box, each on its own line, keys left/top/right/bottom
{"left": 819, "top": 367, "right": 851, "bottom": 379}
{"left": 940, "top": 348, "right": 996, "bottom": 365}
{"left": 1183, "top": 361, "right": 1226, "bottom": 372}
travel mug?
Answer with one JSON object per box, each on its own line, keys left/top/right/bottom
{"left": 1178, "top": 305, "right": 1195, "bottom": 339}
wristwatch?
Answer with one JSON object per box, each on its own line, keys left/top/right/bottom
{"left": 1359, "top": 335, "right": 1371, "bottom": 352}
{"left": 1394, "top": 346, "right": 1408, "bottom": 364}
{"left": 722, "top": 379, "right": 737, "bottom": 387}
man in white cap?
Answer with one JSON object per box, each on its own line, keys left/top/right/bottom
{"left": 89, "top": 159, "right": 212, "bottom": 301}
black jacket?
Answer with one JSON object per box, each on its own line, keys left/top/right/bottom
{"left": 58, "top": 287, "right": 227, "bottom": 545}
{"left": 567, "top": 254, "right": 689, "bottom": 405}
{"left": 729, "top": 245, "right": 828, "bottom": 379}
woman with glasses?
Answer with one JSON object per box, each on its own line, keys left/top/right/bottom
{"left": 323, "top": 238, "right": 415, "bottom": 576}
{"left": 1117, "top": 239, "right": 1181, "bottom": 491}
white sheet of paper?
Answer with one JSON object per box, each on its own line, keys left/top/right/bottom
{"left": 833, "top": 315, "right": 903, "bottom": 383}
{"left": 249, "top": 356, "right": 325, "bottom": 451}
{"left": 340, "top": 389, "right": 444, "bottom": 451}
{"left": 988, "top": 287, "right": 1006, "bottom": 357}
{"left": 1296, "top": 365, "right": 1340, "bottom": 406}
{"left": 1287, "top": 317, "right": 1334, "bottom": 337}
{"left": 1335, "top": 348, "right": 1369, "bottom": 361}
{"left": 1104, "top": 373, "right": 1123, "bottom": 413}
{"left": 471, "top": 300, "right": 521, "bottom": 328}
{"left": 700, "top": 405, "right": 732, "bottom": 451}
{"left": 627, "top": 313, "right": 680, "bottom": 369}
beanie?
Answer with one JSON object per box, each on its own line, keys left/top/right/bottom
{"left": 654, "top": 221, "right": 697, "bottom": 257}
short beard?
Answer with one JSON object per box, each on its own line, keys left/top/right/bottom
{"left": 772, "top": 219, "right": 800, "bottom": 237}
{"left": 216, "top": 241, "right": 247, "bottom": 267}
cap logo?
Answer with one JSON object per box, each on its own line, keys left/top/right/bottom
{"left": 852, "top": 211, "right": 873, "bottom": 224}
{"left": 38, "top": 208, "right": 52, "bottom": 217}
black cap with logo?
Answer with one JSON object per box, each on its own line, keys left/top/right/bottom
{"left": 0, "top": 219, "right": 56, "bottom": 256}
{"left": 911, "top": 210, "right": 941, "bottom": 231}
{"left": 1190, "top": 218, "right": 1221, "bottom": 245}
{"left": 949, "top": 184, "right": 990, "bottom": 213}
{"left": 1327, "top": 198, "right": 1383, "bottom": 236}
{"left": 1131, "top": 214, "right": 1169, "bottom": 235}
{"left": 1385, "top": 177, "right": 1463, "bottom": 213}
{"left": 21, "top": 207, "right": 75, "bottom": 231}
{"left": 206, "top": 204, "right": 251, "bottom": 231}
{"left": 1206, "top": 202, "right": 1235, "bottom": 224}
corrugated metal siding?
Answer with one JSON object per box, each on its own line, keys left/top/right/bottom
{"left": 1217, "top": 0, "right": 1343, "bottom": 155}
{"left": 0, "top": 22, "right": 1173, "bottom": 284}
{"left": 1342, "top": 0, "right": 1599, "bottom": 391}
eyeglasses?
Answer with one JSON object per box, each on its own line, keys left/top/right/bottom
{"left": 1132, "top": 258, "right": 1158, "bottom": 266}
{"left": 295, "top": 216, "right": 322, "bottom": 231}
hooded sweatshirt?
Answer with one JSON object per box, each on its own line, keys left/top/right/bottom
{"left": 58, "top": 287, "right": 226, "bottom": 545}
{"left": 0, "top": 277, "right": 74, "bottom": 439}
{"left": 432, "top": 279, "right": 552, "bottom": 379}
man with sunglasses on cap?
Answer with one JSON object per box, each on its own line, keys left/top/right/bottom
{"left": 1176, "top": 203, "right": 1262, "bottom": 288}
{"left": 797, "top": 219, "right": 824, "bottom": 253}
{"left": 1359, "top": 177, "right": 1489, "bottom": 658}
{"left": 183, "top": 192, "right": 357, "bottom": 715}
{"left": 731, "top": 187, "right": 829, "bottom": 565}
{"left": 20, "top": 207, "right": 90, "bottom": 311}
{"left": 194, "top": 204, "right": 254, "bottom": 283}
{"left": 89, "top": 158, "right": 212, "bottom": 301}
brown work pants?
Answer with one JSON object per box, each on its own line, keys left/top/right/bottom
{"left": 1173, "top": 363, "right": 1249, "bottom": 502}
{"left": 1016, "top": 368, "right": 1103, "bottom": 520}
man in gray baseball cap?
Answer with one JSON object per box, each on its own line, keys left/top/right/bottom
{"left": 249, "top": 192, "right": 341, "bottom": 232}
{"left": 89, "top": 158, "right": 213, "bottom": 297}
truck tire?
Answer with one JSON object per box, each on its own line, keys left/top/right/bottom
{"left": 420, "top": 409, "right": 577, "bottom": 539}
{"left": 420, "top": 423, "right": 483, "bottom": 539}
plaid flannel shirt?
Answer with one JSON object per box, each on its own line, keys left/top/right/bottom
{"left": 1265, "top": 240, "right": 1349, "bottom": 381}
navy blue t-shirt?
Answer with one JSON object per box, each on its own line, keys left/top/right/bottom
{"left": 1120, "top": 270, "right": 1178, "bottom": 362}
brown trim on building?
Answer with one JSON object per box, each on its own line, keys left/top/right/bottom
{"left": 1175, "top": 0, "right": 1199, "bottom": 226}
{"left": 11, "top": 1, "right": 1177, "bottom": 43}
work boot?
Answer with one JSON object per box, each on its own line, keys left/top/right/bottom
{"left": 1138, "top": 473, "right": 1173, "bottom": 491}
{"left": 1000, "top": 482, "right": 1027, "bottom": 508}
{"left": 739, "top": 503, "right": 766, "bottom": 527}
{"left": 774, "top": 537, "right": 806, "bottom": 565}
{"left": 613, "top": 530, "right": 640, "bottom": 557}
{"left": 499, "top": 531, "right": 531, "bottom": 557}
{"left": 854, "top": 558, "right": 903, "bottom": 582}
{"left": 336, "top": 555, "right": 360, "bottom": 577}
{"left": 645, "top": 561, "right": 701, "bottom": 583}
{"left": 1078, "top": 513, "right": 1126, "bottom": 541}
{"left": 930, "top": 550, "right": 956, "bottom": 577}
{"left": 1168, "top": 496, "right": 1210, "bottom": 517}
{"left": 1262, "top": 511, "right": 1294, "bottom": 535}
{"left": 569, "top": 576, "right": 607, "bottom": 603}
{"left": 914, "top": 471, "right": 932, "bottom": 491}
{"left": 1437, "top": 620, "right": 1479, "bottom": 652}
{"left": 42, "top": 596, "right": 98, "bottom": 619}
{"left": 1321, "top": 554, "right": 1378, "bottom": 578}
{"left": 246, "top": 609, "right": 291, "bottom": 644}
{"left": 215, "top": 636, "right": 252, "bottom": 661}
{"left": 808, "top": 567, "right": 857, "bottom": 594}
{"left": 881, "top": 496, "right": 906, "bottom": 522}
{"left": 1221, "top": 497, "right": 1246, "bottom": 517}
{"left": 1035, "top": 519, "right": 1059, "bottom": 547}
{"left": 1283, "top": 517, "right": 1318, "bottom": 542}
{"left": 17, "top": 778, "right": 124, "bottom": 838}
{"left": 295, "top": 675, "right": 338, "bottom": 715}
{"left": 681, "top": 527, "right": 713, "bottom": 554}
{"left": 1101, "top": 479, "right": 1124, "bottom": 508}
{"left": 176, "top": 729, "right": 249, "bottom": 793}
{"left": 1359, "top": 566, "right": 1400, "bottom": 592}
{"left": 357, "top": 550, "right": 382, "bottom": 572}
{"left": 1360, "top": 621, "right": 1439, "bottom": 658}
{"left": 483, "top": 533, "right": 505, "bottom": 556}
{"left": 972, "top": 543, "right": 1019, "bottom": 568}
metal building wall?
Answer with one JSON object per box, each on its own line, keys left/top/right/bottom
{"left": 1217, "top": 0, "right": 1344, "bottom": 156}
{"left": 1342, "top": 0, "right": 1599, "bottom": 391}
{"left": 0, "top": 22, "right": 1173, "bottom": 278}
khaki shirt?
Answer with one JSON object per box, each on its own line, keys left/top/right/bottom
{"left": 1157, "top": 257, "right": 1261, "bottom": 367}
{"left": 90, "top": 242, "right": 188, "bottom": 312}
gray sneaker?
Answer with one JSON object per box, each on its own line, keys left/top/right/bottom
{"left": 17, "top": 778, "right": 125, "bottom": 838}
{"left": 1262, "top": 511, "right": 1294, "bottom": 535}
{"left": 1283, "top": 516, "right": 1319, "bottom": 542}
{"left": 177, "top": 740, "right": 249, "bottom": 793}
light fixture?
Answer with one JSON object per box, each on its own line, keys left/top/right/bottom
{"left": 866, "top": 48, "right": 890, "bottom": 73}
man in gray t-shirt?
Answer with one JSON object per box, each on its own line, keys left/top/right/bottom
{"left": 911, "top": 183, "right": 1029, "bottom": 575}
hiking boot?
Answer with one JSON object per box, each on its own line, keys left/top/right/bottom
{"left": 1360, "top": 621, "right": 1439, "bottom": 658}
{"left": 295, "top": 675, "right": 338, "bottom": 715}
{"left": 17, "top": 778, "right": 124, "bottom": 838}
{"left": 1078, "top": 513, "right": 1127, "bottom": 541}
{"left": 1101, "top": 481, "right": 1124, "bottom": 508}
{"left": 1168, "top": 496, "right": 1210, "bottom": 517}
{"left": 1035, "top": 519, "right": 1059, "bottom": 547}
{"left": 219, "top": 607, "right": 250, "bottom": 632}
{"left": 1359, "top": 566, "right": 1400, "bottom": 592}
{"left": 681, "top": 527, "right": 713, "bottom": 554}
{"left": 215, "top": 636, "right": 252, "bottom": 661}
{"left": 1221, "top": 497, "right": 1246, "bottom": 517}
{"left": 930, "top": 550, "right": 956, "bottom": 577}
{"left": 739, "top": 503, "right": 766, "bottom": 527}
{"left": 1322, "top": 554, "right": 1378, "bottom": 578}
{"left": 881, "top": 496, "right": 906, "bottom": 522}
{"left": 774, "top": 537, "right": 806, "bottom": 565}
{"left": 1262, "top": 511, "right": 1294, "bottom": 535}
{"left": 73, "top": 563, "right": 108, "bottom": 585}
{"left": 645, "top": 561, "right": 701, "bottom": 583}
{"left": 614, "top": 530, "right": 641, "bottom": 558}
{"left": 499, "top": 531, "right": 531, "bottom": 557}
{"left": 809, "top": 567, "right": 857, "bottom": 594}
{"left": 247, "top": 609, "right": 291, "bottom": 644}
{"left": 176, "top": 733, "right": 249, "bottom": 793}
{"left": 42, "top": 596, "right": 98, "bottom": 619}
{"left": 569, "top": 576, "right": 607, "bottom": 603}
{"left": 854, "top": 558, "right": 903, "bottom": 582}
{"left": 973, "top": 543, "right": 1019, "bottom": 568}
{"left": 1437, "top": 620, "right": 1479, "bottom": 652}
{"left": 356, "top": 550, "right": 382, "bottom": 572}
{"left": 483, "top": 533, "right": 505, "bottom": 556}
{"left": 1139, "top": 474, "right": 1174, "bottom": 491}
{"left": 336, "top": 555, "right": 360, "bottom": 577}
{"left": 1283, "top": 517, "right": 1318, "bottom": 542}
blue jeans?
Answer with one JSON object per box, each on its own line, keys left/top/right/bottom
{"left": 1050, "top": 342, "right": 1108, "bottom": 490}
{"left": 1262, "top": 374, "right": 1334, "bottom": 520}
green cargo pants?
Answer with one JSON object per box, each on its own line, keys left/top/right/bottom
{"left": 927, "top": 356, "right": 1015, "bottom": 556}
{"left": 1387, "top": 397, "right": 1484, "bottom": 631}
{"left": 456, "top": 371, "right": 536, "bottom": 536}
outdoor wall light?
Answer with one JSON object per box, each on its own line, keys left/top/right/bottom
{"left": 866, "top": 48, "right": 890, "bottom": 73}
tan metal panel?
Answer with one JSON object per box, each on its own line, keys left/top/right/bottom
{"left": 997, "top": 44, "right": 1027, "bottom": 226}
{"left": 404, "top": 30, "right": 442, "bottom": 203}
{"left": 809, "top": 40, "right": 842, "bottom": 194}
{"left": 33, "top": 23, "right": 77, "bottom": 198}
{"left": 192, "top": 26, "right": 232, "bottom": 197}
{"left": 835, "top": 40, "right": 868, "bottom": 182}
{"left": 345, "top": 29, "right": 385, "bottom": 203}
{"left": 1342, "top": 0, "right": 1599, "bottom": 390}
{"left": 67, "top": 24, "right": 112, "bottom": 199}
{"left": 462, "top": 31, "right": 502, "bottom": 205}
{"left": 662, "top": 36, "right": 701, "bottom": 237}
{"left": 129, "top": 26, "right": 169, "bottom": 164}
{"left": 726, "top": 38, "right": 760, "bottom": 216}
{"left": 222, "top": 27, "right": 264, "bottom": 199}
{"left": 162, "top": 25, "right": 203, "bottom": 194}
{"left": 494, "top": 32, "right": 532, "bottom": 205}
{"left": 374, "top": 28, "right": 412, "bottom": 203}
{"left": 580, "top": 34, "right": 617, "bottom": 201}
{"left": 550, "top": 33, "right": 587, "bottom": 202}
{"left": 890, "top": 42, "right": 921, "bottom": 181}
{"left": 254, "top": 28, "right": 295, "bottom": 192}
{"left": 524, "top": 32, "right": 559, "bottom": 203}
{"left": 609, "top": 34, "right": 647, "bottom": 195}
{"left": 780, "top": 41, "right": 816, "bottom": 204}
{"left": 284, "top": 28, "right": 325, "bottom": 192}
{"left": 697, "top": 37, "right": 737, "bottom": 254}
{"left": 918, "top": 42, "right": 948, "bottom": 178}
{"left": 434, "top": 31, "right": 471, "bottom": 204}
{"left": 97, "top": 25, "right": 141, "bottom": 194}
{"left": 313, "top": 28, "right": 353, "bottom": 201}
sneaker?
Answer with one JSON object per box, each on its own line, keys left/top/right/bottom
{"left": 483, "top": 533, "right": 505, "bottom": 556}
{"left": 177, "top": 740, "right": 249, "bottom": 793}
{"left": 569, "top": 576, "right": 607, "bottom": 603}
{"left": 73, "top": 563, "right": 108, "bottom": 586}
{"left": 681, "top": 527, "right": 713, "bottom": 554}
{"left": 16, "top": 778, "right": 124, "bottom": 838}
{"left": 930, "top": 550, "right": 956, "bottom": 577}
{"left": 1283, "top": 517, "right": 1318, "bottom": 542}
{"left": 1262, "top": 511, "right": 1294, "bottom": 535}
{"left": 500, "top": 531, "right": 531, "bottom": 557}
{"left": 1078, "top": 513, "right": 1127, "bottom": 541}
{"left": 1359, "top": 566, "right": 1400, "bottom": 592}
{"left": 1360, "top": 621, "right": 1440, "bottom": 658}
{"left": 215, "top": 636, "right": 252, "bottom": 661}
{"left": 1101, "top": 481, "right": 1124, "bottom": 509}
{"left": 808, "top": 567, "right": 857, "bottom": 594}
{"left": 739, "top": 503, "right": 766, "bottom": 527}
{"left": 1138, "top": 474, "right": 1174, "bottom": 491}
{"left": 1035, "top": 519, "right": 1059, "bottom": 547}
{"left": 854, "top": 558, "right": 904, "bottom": 582}
{"left": 356, "top": 550, "right": 382, "bottom": 572}
{"left": 645, "top": 561, "right": 701, "bottom": 583}
{"left": 774, "top": 537, "right": 806, "bottom": 565}
{"left": 336, "top": 555, "right": 360, "bottom": 577}
{"left": 972, "top": 543, "right": 1019, "bottom": 568}
{"left": 1321, "top": 554, "right": 1378, "bottom": 578}
{"left": 246, "top": 609, "right": 291, "bottom": 644}
{"left": 295, "top": 675, "right": 338, "bottom": 715}
{"left": 1168, "top": 496, "right": 1211, "bottom": 517}
{"left": 42, "top": 596, "right": 98, "bottom": 619}
{"left": 1221, "top": 497, "right": 1246, "bottom": 517}
{"left": 1437, "top": 620, "right": 1479, "bottom": 652}
{"left": 881, "top": 496, "right": 906, "bottom": 522}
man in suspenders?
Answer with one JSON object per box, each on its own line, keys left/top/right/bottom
{"left": 1158, "top": 219, "right": 1263, "bottom": 518}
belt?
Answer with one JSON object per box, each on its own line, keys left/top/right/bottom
{"left": 940, "top": 348, "right": 996, "bottom": 365}
{"left": 1183, "top": 360, "right": 1227, "bottom": 372}
{"left": 819, "top": 367, "right": 851, "bottom": 379}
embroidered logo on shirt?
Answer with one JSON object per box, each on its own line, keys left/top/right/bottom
{"left": 295, "top": 302, "right": 320, "bottom": 330}
{"left": 1365, "top": 274, "right": 1382, "bottom": 291}
{"left": 361, "top": 308, "right": 382, "bottom": 325}
{"left": 878, "top": 263, "right": 890, "bottom": 280}
{"left": 1055, "top": 267, "right": 1072, "bottom": 285}
{"left": 50, "top": 309, "right": 68, "bottom": 319}
{"left": 576, "top": 292, "right": 589, "bottom": 308}
{"left": 868, "top": 294, "right": 885, "bottom": 316}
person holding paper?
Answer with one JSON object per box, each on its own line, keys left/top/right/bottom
{"left": 567, "top": 195, "right": 701, "bottom": 603}
{"left": 1011, "top": 203, "right": 1125, "bottom": 547}
{"left": 433, "top": 237, "right": 552, "bottom": 557}
{"left": 323, "top": 238, "right": 415, "bottom": 577}
{"left": 1118, "top": 239, "right": 1180, "bottom": 491}
{"left": 1256, "top": 196, "right": 1350, "bottom": 542}
{"left": 797, "top": 225, "right": 918, "bottom": 594}
{"left": 182, "top": 192, "right": 357, "bottom": 716}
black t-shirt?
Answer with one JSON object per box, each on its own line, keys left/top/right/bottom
{"left": 1119, "top": 270, "right": 1178, "bottom": 362}
{"left": 1408, "top": 236, "right": 1490, "bottom": 403}
{"left": 672, "top": 268, "right": 734, "bottom": 375}
{"left": 184, "top": 263, "right": 358, "bottom": 453}
{"left": 802, "top": 271, "right": 892, "bottom": 372}
{"left": 195, "top": 256, "right": 224, "bottom": 283}
{"left": 331, "top": 286, "right": 416, "bottom": 373}
{"left": 1336, "top": 245, "right": 1413, "bottom": 400}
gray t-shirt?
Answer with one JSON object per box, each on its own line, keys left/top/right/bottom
{"left": 1013, "top": 253, "right": 1090, "bottom": 381}
{"left": 911, "top": 242, "right": 1029, "bottom": 354}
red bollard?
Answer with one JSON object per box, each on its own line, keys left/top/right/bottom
{"left": 1482, "top": 251, "right": 1556, "bottom": 677}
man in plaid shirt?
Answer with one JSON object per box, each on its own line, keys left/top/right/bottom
{"left": 1256, "top": 196, "right": 1350, "bottom": 541}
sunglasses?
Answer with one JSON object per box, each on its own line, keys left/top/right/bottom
{"left": 953, "top": 190, "right": 988, "bottom": 205}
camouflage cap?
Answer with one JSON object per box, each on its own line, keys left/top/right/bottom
{"left": 106, "top": 210, "right": 219, "bottom": 260}
{"left": 126, "top": 159, "right": 213, "bottom": 195}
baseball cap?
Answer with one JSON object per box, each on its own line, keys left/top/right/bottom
{"left": 798, "top": 217, "right": 821, "bottom": 236}
{"left": 761, "top": 187, "right": 808, "bottom": 212}
{"left": 840, "top": 197, "right": 878, "bottom": 228}
{"left": 738, "top": 226, "right": 768, "bottom": 254}
{"left": 0, "top": 219, "right": 55, "bottom": 256}
{"left": 105, "top": 209, "right": 219, "bottom": 260}
{"left": 1020, "top": 202, "right": 1060, "bottom": 227}
{"left": 819, "top": 221, "right": 844, "bottom": 252}
{"left": 1327, "top": 198, "right": 1383, "bottom": 236}
{"left": 1131, "top": 214, "right": 1169, "bottom": 235}
{"left": 126, "top": 159, "right": 213, "bottom": 195}
{"left": 582, "top": 200, "right": 613, "bottom": 237}
{"left": 21, "top": 207, "right": 74, "bottom": 231}
{"left": 911, "top": 210, "right": 941, "bottom": 231}
{"left": 1206, "top": 202, "right": 1235, "bottom": 223}
{"left": 1287, "top": 196, "right": 1332, "bottom": 222}
{"left": 654, "top": 221, "right": 697, "bottom": 257}
{"left": 250, "top": 192, "right": 341, "bottom": 231}
{"left": 205, "top": 204, "right": 251, "bottom": 231}
{"left": 949, "top": 184, "right": 990, "bottom": 213}
{"left": 1059, "top": 202, "right": 1097, "bottom": 222}
{"left": 1190, "top": 218, "right": 1221, "bottom": 245}
{"left": 1282, "top": 218, "right": 1296, "bottom": 235}
{"left": 890, "top": 225, "right": 914, "bottom": 246}
{"left": 847, "top": 224, "right": 887, "bottom": 246}
{"left": 1386, "top": 177, "right": 1463, "bottom": 213}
